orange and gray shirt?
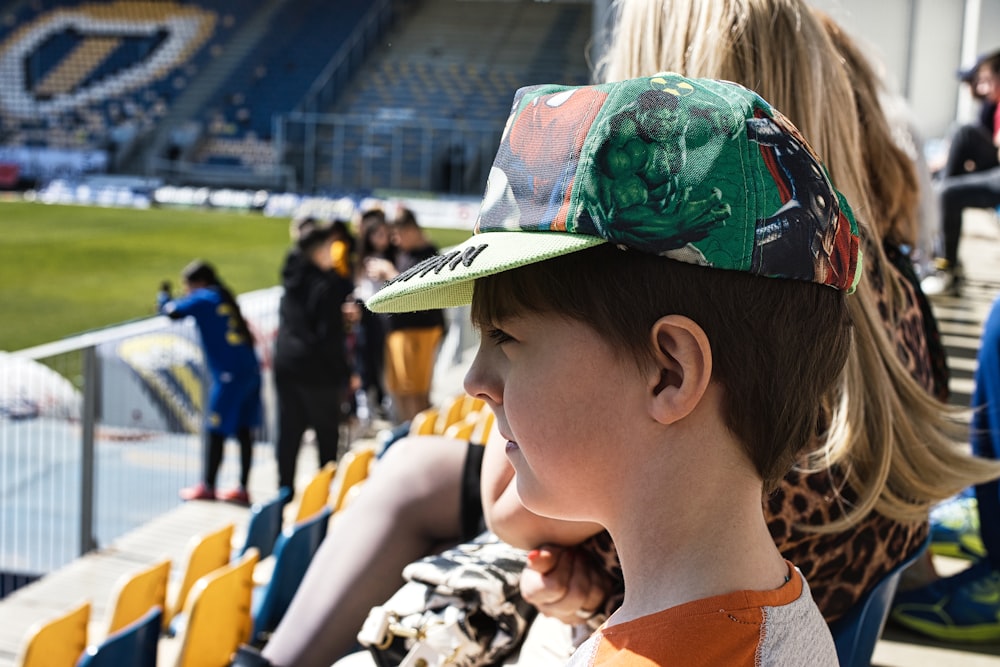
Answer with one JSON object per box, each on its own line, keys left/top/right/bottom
{"left": 566, "top": 563, "right": 837, "bottom": 666}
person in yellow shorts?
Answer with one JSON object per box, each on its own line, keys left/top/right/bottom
{"left": 365, "top": 208, "right": 445, "bottom": 423}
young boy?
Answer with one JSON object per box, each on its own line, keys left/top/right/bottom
{"left": 366, "top": 73, "right": 857, "bottom": 665}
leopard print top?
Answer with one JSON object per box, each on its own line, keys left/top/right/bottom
{"left": 582, "top": 239, "right": 941, "bottom": 623}
{"left": 769, "top": 239, "right": 941, "bottom": 622}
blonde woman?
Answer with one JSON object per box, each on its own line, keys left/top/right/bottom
{"left": 488, "top": 0, "right": 1000, "bottom": 628}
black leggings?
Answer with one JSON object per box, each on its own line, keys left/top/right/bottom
{"left": 941, "top": 123, "right": 999, "bottom": 178}
{"left": 204, "top": 427, "right": 253, "bottom": 489}
{"left": 939, "top": 167, "right": 1000, "bottom": 266}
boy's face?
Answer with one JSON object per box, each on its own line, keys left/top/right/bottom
{"left": 465, "top": 308, "right": 648, "bottom": 522}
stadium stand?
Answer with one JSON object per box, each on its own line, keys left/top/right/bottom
{"left": 0, "top": 0, "right": 592, "bottom": 191}
{"left": 0, "top": 1, "right": 232, "bottom": 150}
{"left": 293, "top": 0, "right": 592, "bottom": 194}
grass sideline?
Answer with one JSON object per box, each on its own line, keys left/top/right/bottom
{"left": 1, "top": 201, "right": 472, "bottom": 352}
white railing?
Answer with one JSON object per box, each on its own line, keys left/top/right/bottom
{"left": 0, "top": 286, "right": 473, "bottom": 597}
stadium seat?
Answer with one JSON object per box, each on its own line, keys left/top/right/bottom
{"left": 17, "top": 601, "right": 90, "bottom": 667}
{"left": 76, "top": 605, "right": 161, "bottom": 667}
{"left": 434, "top": 394, "right": 470, "bottom": 434}
{"left": 469, "top": 407, "right": 495, "bottom": 445}
{"left": 829, "top": 538, "right": 928, "bottom": 667}
{"left": 250, "top": 506, "right": 332, "bottom": 643}
{"left": 165, "top": 523, "right": 235, "bottom": 634}
{"left": 237, "top": 487, "right": 293, "bottom": 560}
{"left": 330, "top": 447, "right": 376, "bottom": 512}
{"left": 408, "top": 407, "right": 440, "bottom": 436}
{"left": 174, "top": 548, "right": 259, "bottom": 667}
{"left": 293, "top": 461, "right": 337, "bottom": 523}
{"left": 104, "top": 558, "right": 171, "bottom": 635}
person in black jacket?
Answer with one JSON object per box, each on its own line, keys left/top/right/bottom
{"left": 274, "top": 217, "right": 356, "bottom": 493}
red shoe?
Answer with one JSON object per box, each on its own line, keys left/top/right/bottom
{"left": 179, "top": 482, "right": 216, "bottom": 501}
{"left": 217, "top": 487, "right": 250, "bottom": 506}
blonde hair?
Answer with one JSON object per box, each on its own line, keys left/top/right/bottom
{"left": 597, "top": 0, "right": 1000, "bottom": 529}
{"left": 816, "top": 10, "right": 920, "bottom": 247}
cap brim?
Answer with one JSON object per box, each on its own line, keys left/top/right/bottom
{"left": 366, "top": 230, "right": 605, "bottom": 313}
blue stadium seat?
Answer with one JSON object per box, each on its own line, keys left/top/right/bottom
{"left": 250, "top": 506, "right": 331, "bottom": 644}
{"left": 828, "top": 538, "right": 929, "bottom": 667}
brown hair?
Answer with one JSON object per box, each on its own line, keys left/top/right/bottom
{"left": 392, "top": 207, "right": 420, "bottom": 229}
{"left": 470, "top": 244, "right": 852, "bottom": 492}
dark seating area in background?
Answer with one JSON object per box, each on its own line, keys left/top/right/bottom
{"left": 0, "top": 0, "right": 593, "bottom": 192}
{"left": 0, "top": 0, "right": 239, "bottom": 154}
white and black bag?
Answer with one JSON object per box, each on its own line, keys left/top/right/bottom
{"left": 357, "top": 531, "right": 537, "bottom": 667}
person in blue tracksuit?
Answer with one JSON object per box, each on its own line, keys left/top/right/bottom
{"left": 158, "top": 260, "right": 262, "bottom": 505}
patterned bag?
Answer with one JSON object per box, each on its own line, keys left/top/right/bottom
{"left": 357, "top": 531, "right": 537, "bottom": 667}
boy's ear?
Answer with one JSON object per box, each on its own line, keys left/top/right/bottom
{"left": 647, "top": 315, "right": 712, "bottom": 424}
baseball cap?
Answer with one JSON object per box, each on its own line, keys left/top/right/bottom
{"left": 958, "top": 49, "right": 1000, "bottom": 83}
{"left": 366, "top": 73, "right": 862, "bottom": 314}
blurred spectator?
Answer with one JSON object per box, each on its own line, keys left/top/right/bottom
{"left": 158, "top": 260, "right": 261, "bottom": 506}
{"left": 922, "top": 50, "right": 1000, "bottom": 296}
{"left": 365, "top": 208, "right": 445, "bottom": 423}
{"left": 934, "top": 50, "right": 1000, "bottom": 179}
{"left": 352, "top": 209, "right": 396, "bottom": 422}
{"left": 274, "top": 217, "right": 357, "bottom": 494}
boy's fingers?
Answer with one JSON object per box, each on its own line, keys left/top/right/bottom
{"left": 525, "top": 545, "right": 563, "bottom": 574}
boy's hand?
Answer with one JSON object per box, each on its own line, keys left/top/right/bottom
{"left": 522, "top": 545, "right": 608, "bottom": 626}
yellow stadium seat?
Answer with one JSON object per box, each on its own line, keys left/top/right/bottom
{"left": 294, "top": 460, "right": 337, "bottom": 523}
{"left": 165, "top": 523, "right": 235, "bottom": 632}
{"left": 17, "top": 601, "right": 90, "bottom": 667}
{"left": 408, "top": 407, "right": 439, "bottom": 436}
{"left": 105, "top": 557, "right": 170, "bottom": 635}
{"left": 469, "top": 407, "right": 496, "bottom": 445}
{"left": 443, "top": 415, "right": 477, "bottom": 441}
{"left": 174, "top": 548, "right": 259, "bottom": 667}
{"left": 433, "top": 395, "right": 469, "bottom": 433}
{"left": 330, "top": 446, "right": 376, "bottom": 512}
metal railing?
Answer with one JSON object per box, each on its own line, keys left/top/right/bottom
{"left": 274, "top": 112, "right": 503, "bottom": 195}
{"left": 0, "top": 285, "right": 475, "bottom": 597}
{"left": 0, "top": 288, "right": 281, "bottom": 594}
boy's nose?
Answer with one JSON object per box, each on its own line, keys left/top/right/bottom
{"left": 464, "top": 342, "right": 502, "bottom": 408}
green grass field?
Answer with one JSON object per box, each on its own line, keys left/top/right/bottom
{"left": 0, "top": 201, "right": 472, "bottom": 352}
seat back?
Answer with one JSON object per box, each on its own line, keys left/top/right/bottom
{"left": 239, "top": 487, "right": 293, "bottom": 559}
{"left": 106, "top": 558, "right": 171, "bottom": 635}
{"left": 165, "top": 523, "right": 235, "bottom": 630}
{"left": 330, "top": 447, "right": 376, "bottom": 512}
{"left": 828, "top": 538, "right": 928, "bottom": 667}
{"left": 293, "top": 461, "right": 336, "bottom": 524}
{"left": 408, "top": 407, "right": 440, "bottom": 436}
{"left": 433, "top": 394, "right": 470, "bottom": 434}
{"left": 443, "top": 416, "right": 477, "bottom": 441}
{"left": 17, "top": 601, "right": 90, "bottom": 667}
{"left": 469, "top": 408, "right": 495, "bottom": 445}
{"left": 77, "top": 605, "right": 161, "bottom": 667}
{"left": 251, "top": 506, "right": 332, "bottom": 643}
{"left": 175, "top": 548, "right": 259, "bottom": 667}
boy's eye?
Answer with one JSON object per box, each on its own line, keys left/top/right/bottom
{"left": 487, "top": 327, "right": 515, "bottom": 345}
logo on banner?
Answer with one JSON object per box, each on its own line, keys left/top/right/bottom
{"left": 0, "top": 2, "right": 216, "bottom": 118}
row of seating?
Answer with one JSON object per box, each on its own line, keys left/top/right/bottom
{"left": 8, "top": 376, "right": 930, "bottom": 667}
{"left": 14, "top": 443, "right": 379, "bottom": 666}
